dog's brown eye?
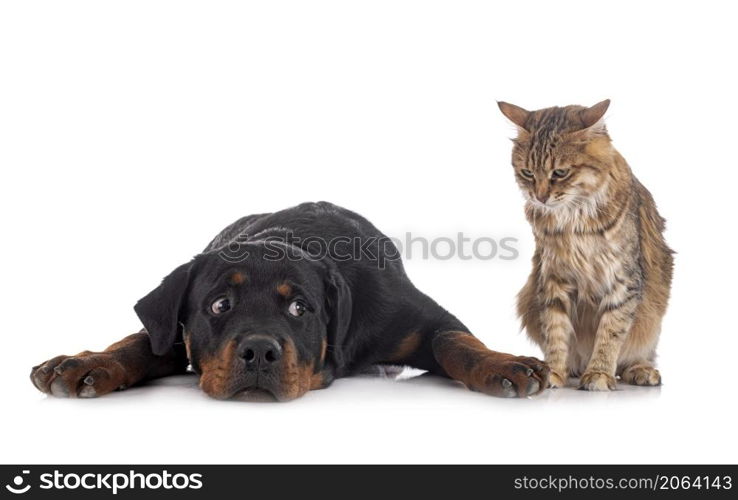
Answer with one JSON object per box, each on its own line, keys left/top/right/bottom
{"left": 520, "top": 169, "right": 534, "bottom": 179}
{"left": 552, "top": 168, "right": 569, "bottom": 179}
{"left": 288, "top": 300, "right": 307, "bottom": 317}
{"left": 211, "top": 297, "right": 231, "bottom": 315}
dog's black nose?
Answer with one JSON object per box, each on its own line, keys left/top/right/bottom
{"left": 239, "top": 335, "right": 282, "bottom": 367}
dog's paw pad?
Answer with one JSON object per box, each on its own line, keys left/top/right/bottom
{"left": 30, "top": 353, "right": 125, "bottom": 398}
{"left": 480, "top": 355, "right": 550, "bottom": 398}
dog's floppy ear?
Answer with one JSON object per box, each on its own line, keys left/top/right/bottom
{"left": 134, "top": 260, "right": 195, "bottom": 356}
{"left": 323, "top": 265, "right": 352, "bottom": 371}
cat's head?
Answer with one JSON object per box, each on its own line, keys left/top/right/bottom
{"left": 498, "top": 99, "right": 615, "bottom": 212}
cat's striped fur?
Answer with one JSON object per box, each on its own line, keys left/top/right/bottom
{"left": 499, "top": 100, "right": 673, "bottom": 390}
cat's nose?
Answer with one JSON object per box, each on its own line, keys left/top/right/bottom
{"left": 536, "top": 193, "right": 550, "bottom": 203}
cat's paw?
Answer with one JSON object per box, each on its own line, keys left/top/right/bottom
{"left": 30, "top": 352, "right": 128, "bottom": 398}
{"left": 621, "top": 365, "right": 661, "bottom": 386}
{"left": 547, "top": 371, "right": 567, "bottom": 388}
{"left": 579, "top": 371, "right": 616, "bottom": 391}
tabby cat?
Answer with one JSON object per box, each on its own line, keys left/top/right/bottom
{"left": 498, "top": 99, "right": 673, "bottom": 391}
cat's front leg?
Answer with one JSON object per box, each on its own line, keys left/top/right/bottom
{"left": 539, "top": 277, "right": 576, "bottom": 388}
{"left": 580, "top": 293, "right": 639, "bottom": 391}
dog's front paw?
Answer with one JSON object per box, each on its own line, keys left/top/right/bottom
{"left": 478, "top": 355, "right": 550, "bottom": 398}
{"left": 30, "top": 352, "right": 128, "bottom": 398}
{"left": 579, "top": 371, "right": 616, "bottom": 391}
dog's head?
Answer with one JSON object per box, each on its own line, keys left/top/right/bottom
{"left": 134, "top": 242, "right": 352, "bottom": 401}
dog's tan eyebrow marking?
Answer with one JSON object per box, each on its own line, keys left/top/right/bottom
{"left": 228, "top": 272, "right": 246, "bottom": 285}
{"left": 276, "top": 282, "right": 292, "bottom": 297}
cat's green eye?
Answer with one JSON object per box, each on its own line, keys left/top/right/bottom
{"left": 520, "top": 169, "right": 534, "bottom": 179}
{"left": 552, "top": 168, "right": 569, "bottom": 179}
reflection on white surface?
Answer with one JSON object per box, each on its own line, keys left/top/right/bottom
{"left": 34, "top": 368, "right": 666, "bottom": 406}
{"left": 9, "top": 361, "right": 731, "bottom": 464}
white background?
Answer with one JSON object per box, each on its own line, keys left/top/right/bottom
{"left": 1, "top": 0, "right": 736, "bottom": 464}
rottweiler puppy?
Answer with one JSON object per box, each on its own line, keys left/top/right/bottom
{"left": 31, "top": 202, "right": 549, "bottom": 401}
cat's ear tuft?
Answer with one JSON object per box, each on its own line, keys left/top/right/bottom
{"left": 579, "top": 99, "right": 610, "bottom": 129}
{"left": 498, "top": 101, "right": 531, "bottom": 131}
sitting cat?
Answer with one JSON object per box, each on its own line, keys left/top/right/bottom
{"left": 498, "top": 99, "right": 673, "bottom": 390}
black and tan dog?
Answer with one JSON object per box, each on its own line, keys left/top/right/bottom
{"left": 31, "top": 202, "right": 549, "bottom": 401}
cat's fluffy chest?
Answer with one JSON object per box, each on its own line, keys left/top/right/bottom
{"left": 538, "top": 231, "right": 626, "bottom": 303}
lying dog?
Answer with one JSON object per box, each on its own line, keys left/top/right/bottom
{"left": 31, "top": 202, "right": 549, "bottom": 401}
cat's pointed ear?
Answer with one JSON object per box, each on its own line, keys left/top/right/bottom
{"left": 498, "top": 101, "right": 531, "bottom": 131}
{"left": 579, "top": 99, "right": 610, "bottom": 129}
